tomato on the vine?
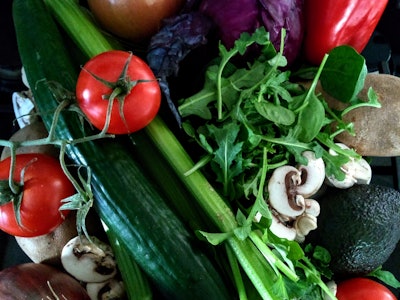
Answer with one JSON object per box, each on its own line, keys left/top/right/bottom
{"left": 336, "top": 277, "right": 397, "bottom": 300}
{"left": 76, "top": 50, "right": 161, "bottom": 135}
{"left": 0, "top": 153, "right": 75, "bottom": 237}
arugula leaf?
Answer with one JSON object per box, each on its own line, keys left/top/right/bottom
{"left": 206, "top": 123, "right": 244, "bottom": 196}
{"left": 255, "top": 101, "right": 295, "bottom": 125}
{"left": 292, "top": 92, "right": 325, "bottom": 142}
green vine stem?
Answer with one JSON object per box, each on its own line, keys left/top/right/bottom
{"left": 0, "top": 98, "right": 113, "bottom": 212}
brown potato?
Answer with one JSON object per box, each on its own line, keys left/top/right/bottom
{"left": 15, "top": 212, "right": 78, "bottom": 266}
{"left": 313, "top": 73, "right": 400, "bottom": 157}
{"left": 1, "top": 121, "right": 59, "bottom": 160}
{"left": 15, "top": 210, "right": 107, "bottom": 267}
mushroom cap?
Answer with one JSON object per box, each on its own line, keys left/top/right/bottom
{"left": 268, "top": 165, "right": 305, "bottom": 218}
{"left": 270, "top": 215, "right": 297, "bottom": 241}
{"left": 326, "top": 143, "right": 372, "bottom": 188}
{"left": 61, "top": 236, "right": 117, "bottom": 283}
{"left": 294, "top": 214, "right": 317, "bottom": 238}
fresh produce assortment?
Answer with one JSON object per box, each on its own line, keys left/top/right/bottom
{"left": 12, "top": 0, "right": 232, "bottom": 299}
{"left": 0, "top": 0, "right": 399, "bottom": 299}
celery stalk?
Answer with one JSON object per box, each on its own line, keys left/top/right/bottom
{"left": 145, "top": 117, "right": 238, "bottom": 232}
{"left": 145, "top": 117, "right": 281, "bottom": 300}
{"left": 43, "top": 0, "right": 120, "bottom": 57}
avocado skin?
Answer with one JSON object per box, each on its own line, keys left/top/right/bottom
{"left": 313, "top": 184, "right": 400, "bottom": 277}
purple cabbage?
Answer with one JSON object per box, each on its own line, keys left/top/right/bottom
{"left": 146, "top": 0, "right": 304, "bottom": 124}
{"left": 199, "top": 0, "right": 260, "bottom": 49}
{"left": 199, "top": 0, "right": 304, "bottom": 65}
{"left": 147, "top": 12, "right": 213, "bottom": 125}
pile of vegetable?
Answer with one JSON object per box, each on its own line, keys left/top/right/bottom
{"left": 0, "top": 0, "right": 399, "bottom": 299}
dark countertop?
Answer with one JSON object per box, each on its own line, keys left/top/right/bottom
{"left": 0, "top": 0, "right": 29, "bottom": 270}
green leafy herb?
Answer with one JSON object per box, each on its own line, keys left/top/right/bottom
{"left": 179, "top": 27, "right": 378, "bottom": 200}
{"left": 177, "top": 27, "right": 381, "bottom": 299}
{"left": 368, "top": 266, "right": 400, "bottom": 289}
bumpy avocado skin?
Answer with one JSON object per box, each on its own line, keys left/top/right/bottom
{"left": 314, "top": 184, "right": 400, "bottom": 277}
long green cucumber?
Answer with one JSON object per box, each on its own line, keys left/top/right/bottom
{"left": 12, "top": 0, "right": 232, "bottom": 299}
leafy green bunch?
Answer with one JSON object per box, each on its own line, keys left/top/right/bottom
{"left": 178, "top": 27, "right": 380, "bottom": 203}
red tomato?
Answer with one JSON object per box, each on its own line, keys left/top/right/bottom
{"left": 87, "top": 0, "right": 185, "bottom": 41}
{"left": 336, "top": 278, "right": 397, "bottom": 300}
{"left": 0, "top": 154, "right": 75, "bottom": 237}
{"left": 76, "top": 50, "right": 161, "bottom": 134}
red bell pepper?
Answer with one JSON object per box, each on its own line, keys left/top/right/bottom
{"left": 303, "top": 0, "right": 388, "bottom": 65}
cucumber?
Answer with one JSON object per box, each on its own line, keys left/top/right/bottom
{"left": 12, "top": 0, "right": 232, "bottom": 299}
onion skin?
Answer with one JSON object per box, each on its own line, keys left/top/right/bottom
{"left": 0, "top": 263, "right": 90, "bottom": 299}
{"left": 87, "top": 0, "right": 185, "bottom": 41}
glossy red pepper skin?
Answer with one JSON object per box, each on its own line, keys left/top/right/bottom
{"left": 303, "top": 0, "right": 388, "bottom": 65}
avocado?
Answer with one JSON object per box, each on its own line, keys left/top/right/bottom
{"left": 311, "top": 184, "right": 400, "bottom": 277}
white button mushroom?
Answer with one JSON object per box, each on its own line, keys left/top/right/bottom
{"left": 267, "top": 151, "right": 325, "bottom": 218}
{"left": 86, "top": 278, "right": 125, "bottom": 300}
{"left": 294, "top": 214, "right": 318, "bottom": 242}
{"left": 325, "top": 143, "right": 372, "bottom": 189}
{"left": 267, "top": 165, "right": 305, "bottom": 218}
{"left": 323, "top": 280, "right": 337, "bottom": 300}
{"left": 61, "top": 235, "right": 117, "bottom": 283}
{"left": 269, "top": 214, "right": 297, "bottom": 241}
{"left": 304, "top": 199, "right": 320, "bottom": 217}
{"left": 267, "top": 151, "right": 325, "bottom": 241}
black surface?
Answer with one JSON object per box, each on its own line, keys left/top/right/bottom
{"left": 0, "top": 0, "right": 30, "bottom": 270}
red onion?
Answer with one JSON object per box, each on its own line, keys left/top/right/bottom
{"left": 0, "top": 263, "right": 90, "bottom": 299}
